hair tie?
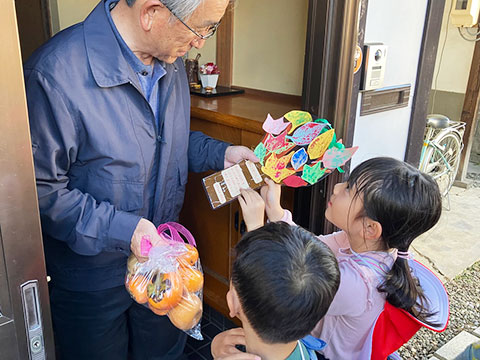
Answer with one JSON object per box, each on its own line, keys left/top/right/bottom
{"left": 397, "top": 250, "right": 413, "bottom": 260}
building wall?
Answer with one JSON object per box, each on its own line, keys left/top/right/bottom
{"left": 429, "top": 0, "right": 478, "bottom": 163}
{"left": 232, "top": 0, "right": 308, "bottom": 96}
{"left": 351, "top": 0, "right": 429, "bottom": 169}
{"left": 55, "top": 0, "right": 307, "bottom": 96}
{"left": 54, "top": 0, "right": 98, "bottom": 31}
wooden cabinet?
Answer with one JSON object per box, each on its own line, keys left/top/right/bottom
{"left": 180, "top": 90, "right": 300, "bottom": 318}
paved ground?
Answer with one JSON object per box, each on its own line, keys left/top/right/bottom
{"left": 401, "top": 162, "right": 480, "bottom": 359}
{"left": 412, "top": 185, "right": 480, "bottom": 283}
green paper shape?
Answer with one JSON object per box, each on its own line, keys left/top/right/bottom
{"left": 301, "top": 162, "right": 327, "bottom": 185}
{"left": 254, "top": 142, "right": 267, "bottom": 165}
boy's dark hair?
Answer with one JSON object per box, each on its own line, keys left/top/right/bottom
{"left": 347, "top": 157, "right": 442, "bottom": 324}
{"left": 232, "top": 222, "right": 340, "bottom": 344}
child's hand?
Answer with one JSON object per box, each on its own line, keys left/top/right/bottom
{"left": 216, "top": 354, "right": 261, "bottom": 360}
{"left": 260, "top": 178, "right": 285, "bottom": 222}
{"left": 212, "top": 328, "right": 260, "bottom": 359}
{"left": 238, "top": 189, "right": 265, "bottom": 231}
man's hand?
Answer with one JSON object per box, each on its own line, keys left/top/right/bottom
{"left": 212, "top": 328, "right": 259, "bottom": 360}
{"left": 130, "top": 218, "right": 167, "bottom": 261}
{"left": 224, "top": 146, "right": 259, "bottom": 169}
{"left": 260, "top": 178, "right": 285, "bottom": 222}
{"left": 238, "top": 189, "right": 265, "bottom": 231}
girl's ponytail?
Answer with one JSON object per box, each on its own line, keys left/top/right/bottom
{"left": 347, "top": 157, "right": 443, "bottom": 325}
{"left": 379, "top": 256, "right": 436, "bottom": 325}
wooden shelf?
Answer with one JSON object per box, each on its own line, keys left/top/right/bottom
{"left": 190, "top": 88, "right": 302, "bottom": 134}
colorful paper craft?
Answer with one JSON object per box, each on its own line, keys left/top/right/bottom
{"left": 285, "top": 110, "right": 312, "bottom": 134}
{"left": 302, "top": 162, "right": 327, "bottom": 185}
{"left": 322, "top": 146, "right": 359, "bottom": 169}
{"left": 254, "top": 142, "right": 267, "bottom": 165}
{"left": 262, "top": 152, "right": 296, "bottom": 183}
{"left": 283, "top": 175, "right": 308, "bottom": 188}
{"left": 252, "top": 110, "right": 357, "bottom": 189}
{"left": 291, "top": 148, "right": 308, "bottom": 170}
{"left": 264, "top": 129, "right": 296, "bottom": 154}
{"left": 287, "top": 122, "right": 326, "bottom": 146}
{"left": 307, "top": 129, "right": 335, "bottom": 159}
{"left": 262, "top": 114, "right": 290, "bottom": 135}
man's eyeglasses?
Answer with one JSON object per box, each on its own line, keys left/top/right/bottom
{"left": 162, "top": 2, "right": 221, "bottom": 40}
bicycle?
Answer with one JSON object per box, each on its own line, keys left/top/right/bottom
{"left": 419, "top": 114, "right": 466, "bottom": 199}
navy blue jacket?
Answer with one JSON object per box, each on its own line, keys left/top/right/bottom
{"left": 24, "top": 1, "right": 229, "bottom": 291}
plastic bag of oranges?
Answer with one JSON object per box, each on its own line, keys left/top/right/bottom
{"left": 125, "top": 222, "right": 204, "bottom": 340}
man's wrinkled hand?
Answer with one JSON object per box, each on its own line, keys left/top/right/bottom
{"left": 130, "top": 218, "right": 166, "bottom": 261}
{"left": 224, "top": 146, "right": 259, "bottom": 169}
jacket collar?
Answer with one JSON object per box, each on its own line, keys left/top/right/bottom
{"left": 83, "top": 0, "right": 140, "bottom": 88}
{"left": 83, "top": 1, "right": 180, "bottom": 90}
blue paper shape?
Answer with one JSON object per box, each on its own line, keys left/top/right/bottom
{"left": 291, "top": 148, "right": 308, "bottom": 170}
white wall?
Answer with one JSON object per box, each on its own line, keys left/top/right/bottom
{"left": 56, "top": 0, "right": 98, "bottom": 31}
{"left": 351, "top": 0, "right": 428, "bottom": 169}
{"left": 232, "top": 0, "right": 308, "bottom": 95}
{"left": 187, "top": 35, "right": 217, "bottom": 65}
{"left": 432, "top": 0, "right": 475, "bottom": 94}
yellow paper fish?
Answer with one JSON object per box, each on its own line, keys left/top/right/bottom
{"left": 261, "top": 152, "right": 296, "bottom": 183}
{"left": 284, "top": 110, "right": 312, "bottom": 134}
{"left": 307, "top": 129, "right": 335, "bottom": 160}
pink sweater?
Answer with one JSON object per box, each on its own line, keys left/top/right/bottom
{"left": 281, "top": 210, "right": 396, "bottom": 359}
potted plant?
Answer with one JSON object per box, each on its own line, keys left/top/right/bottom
{"left": 199, "top": 62, "right": 220, "bottom": 88}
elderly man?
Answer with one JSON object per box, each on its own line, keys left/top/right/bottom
{"left": 24, "top": 0, "right": 255, "bottom": 359}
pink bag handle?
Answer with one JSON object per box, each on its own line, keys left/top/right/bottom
{"left": 157, "top": 222, "right": 196, "bottom": 247}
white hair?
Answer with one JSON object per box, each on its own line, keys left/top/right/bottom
{"left": 126, "top": 0, "right": 235, "bottom": 21}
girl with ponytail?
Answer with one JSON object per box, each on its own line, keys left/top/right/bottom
{"left": 239, "top": 156, "right": 443, "bottom": 359}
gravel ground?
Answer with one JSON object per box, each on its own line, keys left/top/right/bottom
{"left": 398, "top": 261, "right": 480, "bottom": 359}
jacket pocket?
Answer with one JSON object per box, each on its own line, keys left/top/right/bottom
{"left": 85, "top": 173, "right": 144, "bottom": 212}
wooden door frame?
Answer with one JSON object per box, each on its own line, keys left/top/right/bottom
{"left": 295, "top": 0, "right": 361, "bottom": 234}
{"left": 455, "top": 34, "right": 480, "bottom": 183}
{"left": 1, "top": 1, "right": 55, "bottom": 359}
{"left": 404, "top": 0, "right": 446, "bottom": 166}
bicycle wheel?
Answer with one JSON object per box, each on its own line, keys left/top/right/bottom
{"left": 421, "top": 132, "right": 462, "bottom": 197}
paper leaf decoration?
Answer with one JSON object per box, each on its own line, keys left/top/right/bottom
{"left": 263, "top": 129, "right": 295, "bottom": 154}
{"left": 322, "top": 146, "right": 359, "bottom": 169}
{"left": 285, "top": 110, "right": 312, "bottom": 134}
{"left": 307, "top": 129, "right": 335, "bottom": 159}
{"left": 287, "top": 122, "right": 327, "bottom": 146}
{"left": 254, "top": 142, "right": 267, "bottom": 165}
{"left": 255, "top": 111, "right": 358, "bottom": 188}
{"left": 291, "top": 148, "right": 308, "bottom": 170}
{"left": 262, "top": 114, "right": 290, "bottom": 135}
{"left": 283, "top": 175, "right": 308, "bottom": 188}
{"left": 262, "top": 152, "right": 296, "bottom": 183}
{"left": 302, "top": 162, "right": 327, "bottom": 185}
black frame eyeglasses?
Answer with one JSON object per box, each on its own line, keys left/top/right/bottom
{"left": 162, "top": 3, "right": 221, "bottom": 40}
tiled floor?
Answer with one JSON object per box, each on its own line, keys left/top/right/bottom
{"left": 184, "top": 303, "right": 238, "bottom": 360}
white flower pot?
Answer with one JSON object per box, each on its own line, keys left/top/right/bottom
{"left": 199, "top": 74, "right": 219, "bottom": 88}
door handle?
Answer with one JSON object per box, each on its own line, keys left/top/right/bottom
{"left": 21, "top": 280, "right": 46, "bottom": 359}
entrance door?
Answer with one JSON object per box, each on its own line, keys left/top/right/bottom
{"left": 0, "top": 1, "right": 55, "bottom": 359}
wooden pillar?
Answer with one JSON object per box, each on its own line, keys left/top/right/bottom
{"left": 216, "top": 3, "right": 234, "bottom": 87}
{"left": 456, "top": 35, "right": 480, "bottom": 183}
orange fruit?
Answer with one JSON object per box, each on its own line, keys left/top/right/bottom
{"left": 178, "top": 266, "right": 204, "bottom": 293}
{"left": 168, "top": 293, "right": 203, "bottom": 330}
{"left": 177, "top": 244, "right": 198, "bottom": 267}
{"left": 128, "top": 275, "right": 149, "bottom": 304}
{"left": 147, "top": 272, "right": 183, "bottom": 311}
{"left": 127, "top": 254, "right": 141, "bottom": 275}
{"left": 148, "top": 303, "right": 169, "bottom": 316}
